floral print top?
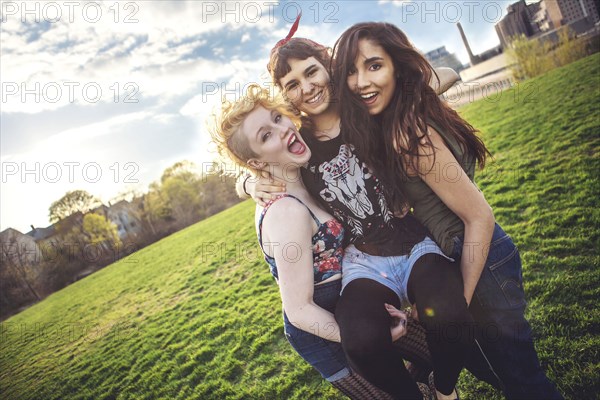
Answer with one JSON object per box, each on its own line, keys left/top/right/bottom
{"left": 257, "top": 194, "right": 344, "bottom": 283}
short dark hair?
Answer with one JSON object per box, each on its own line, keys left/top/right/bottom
{"left": 267, "top": 38, "right": 331, "bottom": 88}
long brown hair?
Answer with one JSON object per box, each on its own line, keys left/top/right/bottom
{"left": 332, "top": 22, "right": 490, "bottom": 211}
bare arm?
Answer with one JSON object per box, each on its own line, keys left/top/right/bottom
{"left": 235, "top": 171, "right": 287, "bottom": 206}
{"left": 431, "top": 67, "right": 460, "bottom": 95}
{"left": 410, "top": 126, "right": 495, "bottom": 305}
{"left": 263, "top": 199, "right": 341, "bottom": 342}
{"left": 264, "top": 199, "right": 409, "bottom": 344}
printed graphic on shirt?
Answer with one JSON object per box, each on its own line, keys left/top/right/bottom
{"left": 303, "top": 138, "right": 427, "bottom": 254}
{"left": 318, "top": 144, "right": 374, "bottom": 219}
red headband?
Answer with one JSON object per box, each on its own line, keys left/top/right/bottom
{"left": 273, "top": 12, "right": 302, "bottom": 49}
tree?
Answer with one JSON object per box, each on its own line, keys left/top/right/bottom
{"left": 162, "top": 174, "right": 202, "bottom": 227}
{"left": 142, "top": 181, "right": 173, "bottom": 235}
{"left": 108, "top": 187, "right": 143, "bottom": 205}
{"left": 198, "top": 171, "right": 240, "bottom": 216}
{"left": 49, "top": 190, "right": 101, "bottom": 223}
{"left": 157, "top": 161, "right": 203, "bottom": 227}
{"left": 0, "top": 232, "right": 41, "bottom": 304}
{"left": 82, "top": 213, "right": 121, "bottom": 249}
{"left": 160, "top": 160, "right": 199, "bottom": 184}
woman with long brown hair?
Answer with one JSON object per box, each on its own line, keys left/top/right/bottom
{"left": 332, "top": 21, "right": 562, "bottom": 400}
{"left": 239, "top": 16, "right": 473, "bottom": 400}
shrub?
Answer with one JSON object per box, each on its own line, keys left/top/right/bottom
{"left": 552, "top": 26, "right": 588, "bottom": 68}
{"left": 506, "top": 34, "right": 553, "bottom": 81}
{"left": 506, "top": 27, "right": 589, "bottom": 81}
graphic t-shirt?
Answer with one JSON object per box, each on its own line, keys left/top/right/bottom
{"left": 301, "top": 131, "right": 427, "bottom": 256}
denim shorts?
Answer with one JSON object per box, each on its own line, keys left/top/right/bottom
{"left": 282, "top": 278, "right": 350, "bottom": 382}
{"left": 341, "top": 237, "right": 452, "bottom": 308}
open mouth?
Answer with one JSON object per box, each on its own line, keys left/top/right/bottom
{"left": 360, "top": 92, "right": 378, "bottom": 105}
{"left": 287, "top": 133, "right": 306, "bottom": 155}
{"left": 305, "top": 90, "right": 324, "bottom": 105}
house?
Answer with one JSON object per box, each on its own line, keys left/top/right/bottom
{"left": 1, "top": 228, "right": 42, "bottom": 266}
{"left": 26, "top": 211, "right": 85, "bottom": 262}
{"left": 89, "top": 200, "right": 143, "bottom": 242}
{"left": 105, "top": 200, "right": 143, "bottom": 240}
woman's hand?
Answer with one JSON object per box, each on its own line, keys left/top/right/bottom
{"left": 247, "top": 171, "right": 287, "bottom": 207}
{"left": 385, "top": 303, "right": 408, "bottom": 341}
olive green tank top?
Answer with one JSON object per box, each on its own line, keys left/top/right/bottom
{"left": 403, "top": 124, "right": 476, "bottom": 256}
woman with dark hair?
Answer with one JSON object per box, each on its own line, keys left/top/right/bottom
{"left": 332, "top": 21, "right": 563, "bottom": 400}
{"left": 239, "top": 17, "right": 471, "bottom": 400}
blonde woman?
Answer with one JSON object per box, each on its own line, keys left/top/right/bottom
{"left": 209, "top": 84, "right": 434, "bottom": 399}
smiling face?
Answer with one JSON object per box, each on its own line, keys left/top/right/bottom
{"left": 279, "top": 57, "right": 332, "bottom": 116}
{"left": 241, "top": 105, "right": 310, "bottom": 171}
{"left": 346, "top": 39, "right": 397, "bottom": 116}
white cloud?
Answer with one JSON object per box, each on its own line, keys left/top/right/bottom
{"left": 0, "top": 1, "right": 280, "bottom": 114}
{"left": 1, "top": 1, "right": 508, "bottom": 233}
{"left": 0, "top": 110, "right": 162, "bottom": 232}
{"left": 45, "top": 112, "right": 152, "bottom": 149}
{"left": 377, "top": 0, "right": 414, "bottom": 7}
{"left": 1, "top": 1, "right": 300, "bottom": 231}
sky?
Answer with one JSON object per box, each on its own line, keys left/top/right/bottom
{"left": 0, "top": 0, "right": 517, "bottom": 233}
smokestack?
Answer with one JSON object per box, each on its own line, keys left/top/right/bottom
{"left": 457, "top": 22, "right": 475, "bottom": 66}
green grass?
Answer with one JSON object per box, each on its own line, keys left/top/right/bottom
{"left": 1, "top": 53, "right": 599, "bottom": 399}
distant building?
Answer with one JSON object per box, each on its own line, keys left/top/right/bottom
{"left": 105, "top": 200, "right": 143, "bottom": 240}
{"left": 497, "top": 0, "right": 600, "bottom": 48}
{"left": 424, "top": 46, "right": 464, "bottom": 72}
{"left": 26, "top": 211, "right": 85, "bottom": 253}
{"left": 90, "top": 200, "right": 143, "bottom": 241}
{"left": 1, "top": 228, "right": 41, "bottom": 266}
{"left": 533, "top": 1, "right": 554, "bottom": 31}
{"left": 496, "top": 0, "right": 542, "bottom": 48}
{"left": 26, "top": 224, "right": 56, "bottom": 242}
{"left": 544, "top": 0, "right": 599, "bottom": 28}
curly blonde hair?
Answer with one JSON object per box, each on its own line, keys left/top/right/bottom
{"left": 209, "top": 84, "right": 300, "bottom": 175}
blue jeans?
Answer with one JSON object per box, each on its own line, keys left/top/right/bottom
{"left": 282, "top": 279, "right": 350, "bottom": 382}
{"left": 452, "top": 223, "right": 563, "bottom": 399}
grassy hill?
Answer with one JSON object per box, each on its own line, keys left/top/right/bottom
{"left": 1, "top": 53, "right": 599, "bottom": 400}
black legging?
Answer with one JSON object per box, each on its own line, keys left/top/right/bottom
{"left": 336, "top": 253, "right": 474, "bottom": 398}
